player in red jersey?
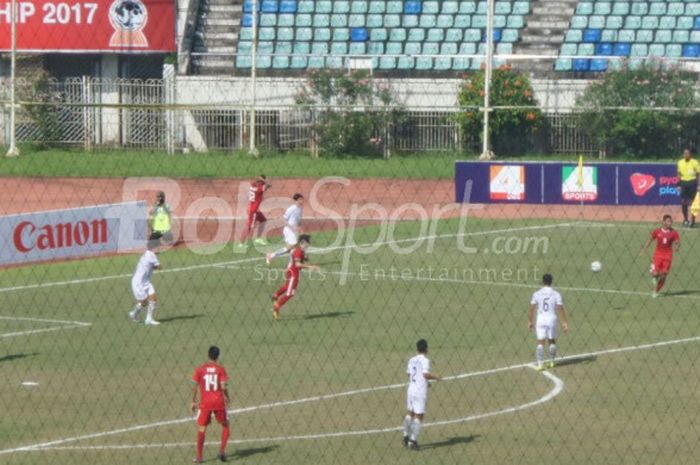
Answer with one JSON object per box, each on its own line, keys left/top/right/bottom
{"left": 271, "top": 234, "right": 319, "bottom": 320}
{"left": 640, "top": 214, "right": 680, "bottom": 298}
{"left": 191, "top": 346, "right": 231, "bottom": 463}
{"left": 237, "top": 175, "right": 271, "bottom": 249}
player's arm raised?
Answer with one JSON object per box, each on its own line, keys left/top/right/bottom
{"left": 527, "top": 303, "right": 536, "bottom": 331}
{"left": 557, "top": 304, "right": 569, "bottom": 333}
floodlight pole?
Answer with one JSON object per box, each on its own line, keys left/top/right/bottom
{"left": 481, "top": 0, "right": 495, "bottom": 158}
{"left": 248, "top": 0, "right": 259, "bottom": 157}
{"left": 6, "top": 0, "right": 20, "bottom": 157}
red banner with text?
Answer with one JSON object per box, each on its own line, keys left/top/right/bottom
{"left": 0, "top": 0, "right": 175, "bottom": 52}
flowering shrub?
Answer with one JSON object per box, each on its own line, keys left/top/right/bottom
{"left": 456, "top": 65, "right": 542, "bottom": 155}
{"left": 295, "top": 68, "right": 405, "bottom": 157}
{"left": 576, "top": 62, "right": 699, "bottom": 158}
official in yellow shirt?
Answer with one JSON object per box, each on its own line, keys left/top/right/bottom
{"left": 150, "top": 191, "right": 174, "bottom": 243}
{"left": 677, "top": 148, "right": 700, "bottom": 227}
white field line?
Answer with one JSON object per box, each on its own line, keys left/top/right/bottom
{"left": 0, "top": 316, "right": 91, "bottom": 339}
{"left": 0, "top": 222, "right": 575, "bottom": 294}
{"left": 3, "top": 335, "right": 698, "bottom": 454}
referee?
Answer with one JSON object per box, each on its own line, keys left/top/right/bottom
{"left": 677, "top": 147, "right": 700, "bottom": 228}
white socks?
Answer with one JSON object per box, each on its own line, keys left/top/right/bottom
{"left": 403, "top": 415, "right": 412, "bottom": 437}
{"left": 410, "top": 419, "right": 422, "bottom": 441}
{"left": 549, "top": 344, "right": 557, "bottom": 361}
{"left": 536, "top": 344, "right": 544, "bottom": 365}
{"left": 146, "top": 301, "right": 157, "bottom": 321}
{"left": 130, "top": 302, "right": 144, "bottom": 317}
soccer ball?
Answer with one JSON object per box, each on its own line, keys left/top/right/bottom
{"left": 590, "top": 261, "right": 602, "bottom": 272}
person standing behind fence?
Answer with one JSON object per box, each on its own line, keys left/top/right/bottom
{"left": 150, "top": 191, "right": 174, "bottom": 244}
{"left": 677, "top": 148, "right": 700, "bottom": 228}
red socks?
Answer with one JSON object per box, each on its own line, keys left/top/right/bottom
{"left": 221, "top": 425, "right": 230, "bottom": 453}
{"left": 656, "top": 277, "right": 666, "bottom": 292}
{"left": 196, "top": 431, "right": 205, "bottom": 460}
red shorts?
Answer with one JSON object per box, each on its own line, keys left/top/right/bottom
{"left": 284, "top": 270, "right": 300, "bottom": 296}
{"left": 246, "top": 210, "right": 266, "bottom": 229}
{"left": 196, "top": 408, "right": 228, "bottom": 427}
{"left": 651, "top": 254, "right": 673, "bottom": 274}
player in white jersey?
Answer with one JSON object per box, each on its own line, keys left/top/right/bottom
{"left": 528, "top": 273, "right": 569, "bottom": 370}
{"left": 402, "top": 339, "right": 442, "bottom": 451}
{"left": 266, "top": 193, "right": 304, "bottom": 264}
{"left": 129, "top": 240, "right": 162, "bottom": 326}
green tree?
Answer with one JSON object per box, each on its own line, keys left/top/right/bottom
{"left": 295, "top": 68, "right": 405, "bottom": 158}
{"left": 576, "top": 62, "right": 698, "bottom": 158}
{"left": 456, "top": 64, "right": 542, "bottom": 155}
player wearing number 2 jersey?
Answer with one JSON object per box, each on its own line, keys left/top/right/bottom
{"left": 402, "top": 339, "right": 442, "bottom": 451}
{"left": 191, "top": 346, "right": 230, "bottom": 463}
{"left": 641, "top": 214, "right": 681, "bottom": 298}
{"left": 528, "top": 274, "right": 569, "bottom": 371}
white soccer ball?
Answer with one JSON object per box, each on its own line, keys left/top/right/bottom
{"left": 590, "top": 261, "right": 602, "bottom": 272}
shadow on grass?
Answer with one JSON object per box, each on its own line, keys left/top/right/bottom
{"left": 231, "top": 445, "right": 280, "bottom": 460}
{"left": 0, "top": 352, "right": 38, "bottom": 363}
{"left": 158, "top": 314, "right": 205, "bottom": 324}
{"left": 422, "top": 434, "right": 481, "bottom": 450}
{"left": 303, "top": 311, "right": 355, "bottom": 320}
{"left": 664, "top": 290, "right": 700, "bottom": 297}
{"left": 555, "top": 355, "right": 597, "bottom": 368}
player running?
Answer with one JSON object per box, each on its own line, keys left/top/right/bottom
{"left": 640, "top": 214, "right": 680, "bottom": 297}
{"left": 528, "top": 273, "right": 569, "bottom": 371}
{"left": 237, "top": 175, "right": 271, "bottom": 249}
{"left": 402, "top": 339, "right": 442, "bottom": 451}
{"left": 129, "top": 239, "right": 161, "bottom": 326}
{"left": 266, "top": 193, "right": 304, "bottom": 264}
{"left": 271, "top": 234, "right": 318, "bottom": 320}
{"left": 191, "top": 345, "right": 231, "bottom": 463}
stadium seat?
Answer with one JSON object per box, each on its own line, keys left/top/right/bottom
{"left": 290, "top": 56, "right": 308, "bottom": 68}
{"left": 333, "top": 28, "right": 350, "bottom": 41}
{"left": 315, "top": 28, "right": 331, "bottom": 41}
{"left": 278, "top": 14, "right": 294, "bottom": 26}
{"left": 501, "top": 29, "right": 519, "bottom": 43}
{"left": 460, "top": 1, "right": 477, "bottom": 14}
{"left": 293, "top": 41, "right": 309, "bottom": 54}
{"left": 565, "top": 30, "right": 583, "bottom": 43}
{"left": 494, "top": 14, "right": 507, "bottom": 28}
{"left": 398, "top": 56, "right": 415, "bottom": 69}
{"left": 588, "top": 16, "right": 605, "bottom": 29}
{"left": 691, "top": 30, "right": 700, "bottom": 43}
{"left": 351, "top": 1, "right": 368, "bottom": 13}
{"left": 403, "top": 14, "right": 419, "bottom": 27}
{"left": 578, "top": 43, "right": 595, "bottom": 56}
{"left": 554, "top": 58, "right": 572, "bottom": 71}
{"left": 641, "top": 16, "right": 659, "bottom": 30}
{"left": 279, "top": 0, "right": 297, "bottom": 13}
{"left": 636, "top": 30, "right": 653, "bottom": 43}
{"left": 590, "top": 58, "right": 608, "bottom": 71}
{"left": 236, "top": 55, "right": 252, "bottom": 68}
{"left": 441, "top": 43, "right": 458, "bottom": 55}
{"left": 649, "top": 44, "right": 666, "bottom": 57}
{"left": 330, "top": 42, "right": 348, "bottom": 55}
{"left": 239, "top": 27, "right": 253, "bottom": 40}
{"left": 261, "top": 0, "right": 278, "bottom": 13}
{"left": 508, "top": 15, "right": 524, "bottom": 28}
{"left": 668, "top": 3, "right": 685, "bottom": 16}
{"left": 273, "top": 56, "right": 290, "bottom": 69}
{"left": 442, "top": 1, "right": 459, "bottom": 14}
{"left": 576, "top": 2, "right": 592, "bottom": 15}
{"left": 561, "top": 43, "right": 577, "bottom": 56}
{"left": 446, "top": 28, "right": 463, "bottom": 42}
{"left": 573, "top": 58, "right": 590, "bottom": 71}
{"left": 594, "top": 2, "right": 611, "bottom": 15}
{"left": 386, "top": 42, "right": 403, "bottom": 55}
{"left": 349, "top": 14, "right": 365, "bottom": 27}
{"left": 241, "top": 13, "right": 257, "bottom": 27}
{"left": 496, "top": 2, "right": 511, "bottom": 14}
{"left": 256, "top": 55, "right": 272, "bottom": 68}
{"left": 370, "top": 28, "right": 388, "bottom": 41}
{"left": 437, "top": 14, "right": 454, "bottom": 28}
{"left": 416, "top": 57, "right": 434, "bottom": 70}
{"left": 297, "top": 0, "right": 313, "bottom": 13}
{"left": 624, "top": 16, "right": 641, "bottom": 29}
{"left": 389, "top": 28, "right": 407, "bottom": 41}
{"left": 308, "top": 56, "right": 325, "bottom": 68}
{"left": 435, "top": 57, "right": 452, "bottom": 70}
{"left": 659, "top": 17, "right": 677, "bottom": 30}
{"left": 672, "top": 30, "right": 689, "bottom": 42}
{"left": 612, "top": 2, "right": 629, "bottom": 16}
{"left": 631, "top": 44, "right": 648, "bottom": 56}
{"left": 452, "top": 57, "right": 470, "bottom": 70}
{"left": 368, "top": 1, "right": 385, "bottom": 13}
{"left": 472, "top": 15, "right": 488, "bottom": 28}
{"left": 459, "top": 43, "right": 477, "bottom": 55}
{"left": 295, "top": 28, "right": 312, "bottom": 40}
{"left": 683, "top": 44, "right": 700, "bottom": 57}
{"left": 368, "top": 42, "right": 384, "bottom": 55}
{"left": 618, "top": 29, "right": 635, "bottom": 42}
{"left": 613, "top": 43, "right": 631, "bottom": 56}
{"left": 482, "top": 29, "right": 503, "bottom": 43}
{"left": 350, "top": 28, "right": 368, "bottom": 41}
{"left": 380, "top": 56, "right": 397, "bottom": 69}
{"left": 601, "top": 30, "right": 617, "bottom": 42}
{"left": 407, "top": 29, "right": 426, "bottom": 42}
{"left": 606, "top": 16, "right": 623, "bottom": 29}
{"left": 386, "top": 1, "right": 403, "bottom": 14}
{"left": 583, "top": 29, "right": 602, "bottom": 43}
{"left": 384, "top": 14, "right": 400, "bottom": 27}
{"left": 259, "top": 14, "right": 276, "bottom": 26}
{"left": 405, "top": 42, "right": 421, "bottom": 55}
{"left": 313, "top": 14, "right": 330, "bottom": 27}
{"left": 497, "top": 42, "right": 513, "bottom": 54}
{"left": 649, "top": 3, "right": 667, "bottom": 16}
{"left": 275, "top": 39, "right": 292, "bottom": 51}
{"left": 330, "top": 14, "right": 347, "bottom": 27}
{"left": 327, "top": 56, "right": 343, "bottom": 68}
{"left": 420, "top": 15, "right": 437, "bottom": 28}
{"left": 243, "top": 0, "right": 260, "bottom": 13}
{"left": 666, "top": 44, "right": 682, "bottom": 57}
{"left": 512, "top": 1, "right": 530, "bottom": 15}
{"left": 477, "top": 2, "right": 487, "bottom": 14}
{"left": 571, "top": 16, "right": 588, "bottom": 29}
{"left": 333, "top": 0, "right": 349, "bottom": 12}
{"left": 677, "top": 16, "right": 694, "bottom": 29}
{"left": 423, "top": 1, "right": 439, "bottom": 14}
{"left": 630, "top": 3, "right": 648, "bottom": 16}
{"left": 312, "top": 42, "right": 329, "bottom": 54}
{"left": 295, "top": 13, "right": 311, "bottom": 26}
{"left": 367, "top": 14, "right": 383, "bottom": 28}
{"left": 258, "top": 27, "right": 275, "bottom": 40}
{"left": 453, "top": 14, "right": 471, "bottom": 28}
{"left": 596, "top": 43, "right": 613, "bottom": 55}
{"left": 423, "top": 43, "right": 439, "bottom": 55}
{"left": 315, "top": 1, "right": 331, "bottom": 13}
{"left": 404, "top": 0, "right": 422, "bottom": 14}
{"left": 687, "top": 5, "right": 700, "bottom": 16}
{"left": 427, "top": 28, "right": 445, "bottom": 42}
{"left": 349, "top": 42, "right": 366, "bottom": 54}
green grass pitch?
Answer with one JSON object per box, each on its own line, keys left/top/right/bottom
{"left": 1, "top": 217, "right": 699, "bottom": 465}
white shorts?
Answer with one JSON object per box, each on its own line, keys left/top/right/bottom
{"left": 536, "top": 322, "right": 557, "bottom": 340}
{"left": 132, "top": 281, "right": 156, "bottom": 301}
{"left": 406, "top": 392, "right": 427, "bottom": 415}
{"left": 283, "top": 226, "right": 298, "bottom": 246}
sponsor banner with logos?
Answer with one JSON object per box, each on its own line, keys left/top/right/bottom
{"left": 456, "top": 161, "right": 681, "bottom": 205}
{"left": 0, "top": 0, "right": 175, "bottom": 52}
{"left": 0, "top": 201, "right": 147, "bottom": 266}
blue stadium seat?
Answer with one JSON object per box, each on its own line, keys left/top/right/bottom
{"left": 683, "top": 44, "right": 700, "bottom": 57}
{"left": 596, "top": 43, "right": 613, "bottom": 55}
{"left": 590, "top": 58, "right": 607, "bottom": 72}
{"left": 695, "top": 16, "right": 700, "bottom": 29}
{"left": 243, "top": 0, "right": 261, "bottom": 13}
{"left": 241, "top": 13, "right": 257, "bottom": 27}
{"left": 404, "top": 0, "right": 422, "bottom": 14}
{"left": 261, "top": 0, "right": 278, "bottom": 13}
{"left": 482, "top": 29, "right": 503, "bottom": 43}
{"left": 583, "top": 29, "right": 602, "bottom": 43}
{"left": 351, "top": 27, "right": 369, "bottom": 41}
{"left": 613, "top": 43, "right": 631, "bottom": 56}
{"left": 279, "top": 0, "right": 297, "bottom": 13}
{"left": 572, "top": 58, "right": 590, "bottom": 71}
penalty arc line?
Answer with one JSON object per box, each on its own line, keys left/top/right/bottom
{"left": 0, "top": 222, "right": 575, "bottom": 294}
{"left": 3, "top": 334, "right": 698, "bottom": 455}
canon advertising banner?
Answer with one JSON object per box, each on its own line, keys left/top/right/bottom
{"left": 0, "top": 0, "right": 175, "bottom": 52}
{"left": 455, "top": 161, "right": 681, "bottom": 205}
{"left": 0, "top": 201, "right": 147, "bottom": 266}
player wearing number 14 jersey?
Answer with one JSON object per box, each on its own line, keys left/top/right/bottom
{"left": 191, "top": 346, "right": 230, "bottom": 463}
{"left": 528, "top": 274, "right": 569, "bottom": 371}
{"left": 640, "top": 214, "right": 681, "bottom": 298}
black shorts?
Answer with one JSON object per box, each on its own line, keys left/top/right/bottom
{"left": 679, "top": 181, "right": 697, "bottom": 201}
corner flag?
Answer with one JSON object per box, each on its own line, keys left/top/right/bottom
{"left": 691, "top": 192, "right": 700, "bottom": 217}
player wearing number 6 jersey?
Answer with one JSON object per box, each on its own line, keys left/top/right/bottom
{"left": 528, "top": 274, "right": 569, "bottom": 371}
{"left": 402, "top": 339, "right": 442, "bottom": 451}
{"left": 191, "top": 346, "right": 230, "bottom": 463}
{"left": 640, "top": 214, "right": 680, "bottom": 298}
